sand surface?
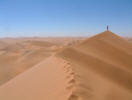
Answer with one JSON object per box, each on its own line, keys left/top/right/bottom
{"left": 0, "top": 31, "right": 132, "bottom": 100}
{"left": 0, "top": 56, "right": 73, "bottom": 100}
{"left": 0, "top": 39, "right": 58, "bottom": 85}
{"left": 127, "top": 38, "right": 132, "bottom": 43}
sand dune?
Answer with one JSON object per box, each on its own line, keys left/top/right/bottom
{"left": 0, "top": 40, "right": 58, "bottom": 86}
{"left": 127, "top": 38, "right": 132, "bottom": 43}
{"left": 57, "top": 31, "right": 132, "bottom": 100}
{"left": 0, "top": 31, "right": 132, "bottom": 100}
{"left": 0, "top": 37, "right": 82, "bottom": 86}
{"left": 0, "top": 56, "right": 75, "bottom": 100}
{"left": 0, "top": 40, "right": 7, "bottom": 50}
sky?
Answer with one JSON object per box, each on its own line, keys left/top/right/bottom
{"left": 0, "top": 0, "right": 132, "bottom": 37}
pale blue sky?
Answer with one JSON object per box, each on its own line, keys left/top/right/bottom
{"left": 0, "top": 0, "right": 132, "bottom": 37}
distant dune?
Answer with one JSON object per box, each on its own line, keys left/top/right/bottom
{"left": 0, "top": 40, "right": 59, "bottom": 86}
{"left": 0, "top": 31, "right": 132, "bottom": 100}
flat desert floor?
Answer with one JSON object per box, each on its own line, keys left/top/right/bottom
{"left": 0, "top": 31, "right": 132, "bottom": 100}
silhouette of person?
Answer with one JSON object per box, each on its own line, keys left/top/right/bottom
{"left": 107, "top": 25, "right": 109, "bottom": 31}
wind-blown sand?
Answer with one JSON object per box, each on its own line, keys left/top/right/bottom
{"left": 0, "top": 31, "right": 132, "bottom": 100}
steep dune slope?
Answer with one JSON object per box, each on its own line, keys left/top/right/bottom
{"left": 77, "top": 31, "right": 132, "bottom": 72}
{"left": 57, "top": 31, "right": 132, "bottom": 100}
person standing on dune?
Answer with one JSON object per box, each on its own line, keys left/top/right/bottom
{"left": 107, "top": 25, "right": 109, "bottom": 31}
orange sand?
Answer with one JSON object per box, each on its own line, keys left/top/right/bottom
{"left": 0, "top": 31, "right": 132, "bottom": 100}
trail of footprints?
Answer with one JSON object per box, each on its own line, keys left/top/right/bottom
{"left": 59, "top": 58, "right": 82, "bottom": 100}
